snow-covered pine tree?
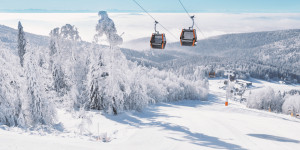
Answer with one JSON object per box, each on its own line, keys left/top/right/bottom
{"left": 49, "top": 28, "right": 59, "bottom": 70}
{"left": 49, "top": 28, "right": 68, "bottom": 95}
{"left": 94, "top": 11, "right": 123, "bottom": 46}
{"left": 17, "top": 21, "right": 26, "bottom": 67}
{"left": 88, "top": 46, "right": 130, "bottom": 114}
{"left": 0, "top": 47, "right": 25, "bottom": 127}
{"left": 59, "top": 24, "right": 87, "bottom": 109}
{"left": 88, "top": 48, "right": 105, "bottom": 110}
{"left": 25, "top": 48, "right": 56, "bottom": 126}
{"left": 88, "top": 11, "right": 129, "bottom": 114}
{"left": 49, "top": 24, "right": 88, "bottom": 109}
{"left": 125, "top": 68, "right": 149, "bottom": 111}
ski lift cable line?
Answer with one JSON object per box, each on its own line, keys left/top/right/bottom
{"left": 133, "top": 0, "right": 156, "bottom": 21}
{"left": 178, "top": 0, "right": 192, "bottom": 18}
{"left": 195, "top": 24, "right": 206, "bottom": 39}
{"left": 178, "top": 0, "right": 206, "bottom": 39}
{"left": 132, "top": 0, "right": 177, "bottom": 40}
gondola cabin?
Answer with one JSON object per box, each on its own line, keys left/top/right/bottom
{"left": 209, "top": 72, "right": 215, "bottom": 78}
{"left": 150, "top": 33, "right": 166, "bottom": 49}
{"left": 180, "top": 29, "right": 197, "bottom": 46}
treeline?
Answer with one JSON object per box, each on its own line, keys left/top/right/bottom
{"left": 247, "top": 87, "right": 300, "bottom": 114}
{"left": 158, "top": 55, "right": 300, "bottom": 83}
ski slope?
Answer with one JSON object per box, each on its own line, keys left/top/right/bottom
{"left": 1, "top": 79, "right": 300, "bottom": 150}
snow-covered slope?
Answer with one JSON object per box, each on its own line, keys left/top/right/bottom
{"left": 162, "top": 30, "right": 300, "bottom": 83}
{"left": 1, "top": 78, "right": 300, "bottom": 150}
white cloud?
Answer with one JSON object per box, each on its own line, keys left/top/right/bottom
{"left": 1, "top": 13, "right": 300, "bottom": 43}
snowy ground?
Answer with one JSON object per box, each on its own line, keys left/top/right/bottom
{"left": 249, "top": 78, "right": 300, "bottom": 92}
{"left": 1, "top": 78, "right": 300, "bottom": 150}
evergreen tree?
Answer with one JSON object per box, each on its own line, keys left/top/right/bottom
{"left": 88, "top": 11, "right": 128, "bottom": 114}
{"left": 17, "top": 21, "right": 26, "bottom": 67}
{"left": 88, "top": 50, "right": 105, "bottom": 110}
{"left": 25, "top": 49, "right": 56, "bottom": 126}
{"left": 94, "top": 11, "right": 123, "bottom": 46}
{"left": 0, "top": 49, "right": 25, "bottom": 127}
{"left": 49, "top": 24, "right": 88, "bottom": 109}
{"left": 49, "top": 28, "right": 68, "bottom": 96}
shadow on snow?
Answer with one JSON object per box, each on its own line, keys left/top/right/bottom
{"left": 247, "top": 134, "right": 300, "bottom": 143}
{"left": 104, "top": 99, "right": 246, "bottom": 150}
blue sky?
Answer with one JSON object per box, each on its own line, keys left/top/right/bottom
{"left": 0, "top": 0, "right": 300, "bottom": 13}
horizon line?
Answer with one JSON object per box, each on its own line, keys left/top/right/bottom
{"left": 1, "top": 9, "right": 300, "bottom": 13}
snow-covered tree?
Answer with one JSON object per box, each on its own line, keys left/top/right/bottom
{"left": 60, "top": 24, "right": 81, "bottom": 41}
{"left": 88, "top": 45, "right": 130, "bottom": 114}
{"left": 49, "top": 27, "right": 68, "bottom": 95}
{"left": 282, "top": 95, "right": 300, "bottom": 114}
{"left": 49, "top": 24, "right": 88, "bottom": 109}
{"left": 0, "top": 48, "right": 25, "bottom": 127}
{"left": 87, "top": 11, "right": 208, "bottom": 114}
{"left": 247, "top": 87, "right": 284, "bottom": 112}
{"left": 94, "top": 11, "right": 123, "bottom": 46}
{"left": 88, "top": 49, "right": 105, "bottom": 110}
{"left": 88, "top": 11, "right": 129, "bottom": 114}
{"left": 25, "top": 49, "right": 56, "bottom": 126}
{"left": 17, "top": 21, "right": 26, "bottom": 67}
{"left": 49, "top": 28, "right": 59, "bottom": 69}
{"left": 125, "top": 68, "right": 149, "bottom": 111}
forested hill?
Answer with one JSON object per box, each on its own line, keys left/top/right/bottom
{"left": 161, "top": 29, "right": 300, "bottom": 83}
{"left": 1, "top": 24, "right": 300, "bottom": 82}
{"left": 189, "top": 29, "right": 300, "bottom": 54}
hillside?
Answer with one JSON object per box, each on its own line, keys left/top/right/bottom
{"left": 1, "top": 24, "right": 299, "bottom": 83}
{"left": 164, "top": 30, "right": 300, "bottom": 83}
